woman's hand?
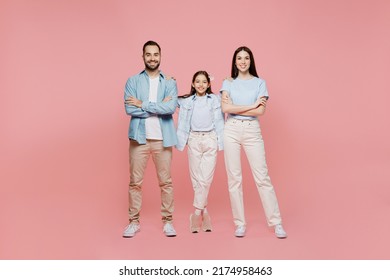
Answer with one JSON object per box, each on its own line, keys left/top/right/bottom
{"left": 259, "top": 96, "right": 267, "bottom": 108}
{"left": 253, "top": 96, "right": 267, "bottom": 109}
{"left": 222, "top": 93, "right": 233, "bottom": 104}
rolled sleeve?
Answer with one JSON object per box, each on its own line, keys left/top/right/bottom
{"left": 220, "top": 79, "right": 231, "bottom": 93}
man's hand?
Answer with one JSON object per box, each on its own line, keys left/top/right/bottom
{"left": 125, "top": 95, "right": 171, "bottom": 107}
{"left": 125, "top": 96, "right": 142, "bottom": 108}
{"left": 163, "top": 96, "right": 172, "bottom": 102}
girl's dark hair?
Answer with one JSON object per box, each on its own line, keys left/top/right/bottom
{"left": 231, "top": 46, "right": 259, "bottom": 79}
{"left": 179, "top": 70, "right": 213, "bottom": 98}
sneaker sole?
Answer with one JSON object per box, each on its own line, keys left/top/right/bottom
{"left": 122, "top": 229, "right": 140, "bottom": 238}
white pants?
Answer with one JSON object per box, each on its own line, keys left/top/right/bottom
{"left": 223, "top": 118, "right": 282, "bottom": 227}
{"left": 187, "top": 130, "right": 218, "bottom": 209}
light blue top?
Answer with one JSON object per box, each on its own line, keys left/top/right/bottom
{"left": 124, "top": 70, "right": 178, "bottom": 147}
{"left": 191, "top": 95, "right": 214, "bottom": 132}
{"left": 176, "top": 93, "right": 225, "bottom": 151}
{"left": 220, "top": 77, "right": 269, "bottom": 120}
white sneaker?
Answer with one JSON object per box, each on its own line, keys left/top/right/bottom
{"left": 274, "top": 224, "right": 287, "bottom": 239}
{"left": 235, "top": 225, "right": 246, "bottom": 237}
{"left": 163, "top": 223, "right": 177, "bottom": 237}
{"left": 123, "top": 222, "right": 140, "bottom": 238}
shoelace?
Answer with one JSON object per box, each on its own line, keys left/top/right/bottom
{"left": 164, "top": 224, "right": 174, "bottom": 232}
{"left": 127, "top": 224, "right": 138, "bottom": 231}
{"left": 275, "top": 225, "right": 284, "bottom": 232}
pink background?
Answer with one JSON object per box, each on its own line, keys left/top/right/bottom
{"left": 1, "top": 0, "right": 390, "bottom": 259}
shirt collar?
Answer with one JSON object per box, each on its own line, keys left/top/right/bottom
{"left": 192, "top": 93, "right": 212, "bottom": 100}
{"left": 140, "top": 69, "right": 165, "bottom": 79}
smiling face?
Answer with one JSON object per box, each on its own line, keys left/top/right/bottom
{"left": 143, "top": 45, "right": 160, "bottom": 71}
{"left": 192, "top": 74, "right": 210, "bottom": 96}
{"left": 235, "top": 50, "right": 251, "bottom": 73}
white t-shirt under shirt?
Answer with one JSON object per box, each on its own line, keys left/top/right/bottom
{"left": 145, "top": 77, "right": 163, "bottom": 140}
{"left": 190, "top": 95, "right": 214, "bottom": 132}
{"left": 220, "top": 77, "right": 269, "bottom": 120}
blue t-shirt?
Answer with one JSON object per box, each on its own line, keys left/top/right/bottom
{"left": 220, "top": 77, "right": 269, "bottom": 120}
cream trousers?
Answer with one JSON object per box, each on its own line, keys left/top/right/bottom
{"left": 223, "top": 118, "right": 282, "bottom": 227}
{"left": 187, "top": 130, "right": 218, "bottom": 209}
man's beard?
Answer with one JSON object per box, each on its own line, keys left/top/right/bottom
{"left": 144, "top": 61, "right": 160, "bottom": 71}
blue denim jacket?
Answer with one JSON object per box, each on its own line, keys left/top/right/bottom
{"left": 176, "top": 93, "right": 225, "bottom": 151}
{"left": 124, "top": 70, "right": 178, "bottom": 147}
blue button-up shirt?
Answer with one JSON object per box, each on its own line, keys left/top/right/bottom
{"left": 176, "top": 93, "right": 225, "bottom": 151}
{"left": 124, "top": 70, "right": 178, "bottom": 147}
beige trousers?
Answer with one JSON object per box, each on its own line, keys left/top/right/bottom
{"left": 128, "top": 139, "right": 174, "bottom": 223}
{"left": 223, "top": 118, "right": 282, "bottom": 227}
{"left": 187, "top": 131, "right": 218, "bottom": 209}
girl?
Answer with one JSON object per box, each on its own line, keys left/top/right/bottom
{"left": 176, "top": 70, "right": 225, "bottom": 233}
{"left": 221, "top": 47, "right": 287, "bottom": 238}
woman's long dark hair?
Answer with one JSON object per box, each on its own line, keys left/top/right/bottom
{"left": 231, "top": 46, "right": 259, "bottom": 79}
{"left": 179, "top": 70, "right": 213, "bottom": 99}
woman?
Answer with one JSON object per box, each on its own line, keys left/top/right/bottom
{"left": 221, "top": 46, "right": 287, "bottom": 238}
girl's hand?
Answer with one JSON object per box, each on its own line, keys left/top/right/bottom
{"left": 163, "top": 96, "right": 172, "bottom": 102}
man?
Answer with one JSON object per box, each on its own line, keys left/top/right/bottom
{"left": 123, "top": 41, "right": 178, "bottom": 237}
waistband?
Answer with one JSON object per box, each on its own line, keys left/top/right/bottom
{"left": 228, "top": 117, "right": 257, "bottom": 122}
{"left": 190, "top": 130, "right": 215, "bottom": 135}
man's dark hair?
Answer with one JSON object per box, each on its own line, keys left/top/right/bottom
{"left": 143, "top": 40, "right": 161, "bottom": 54}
